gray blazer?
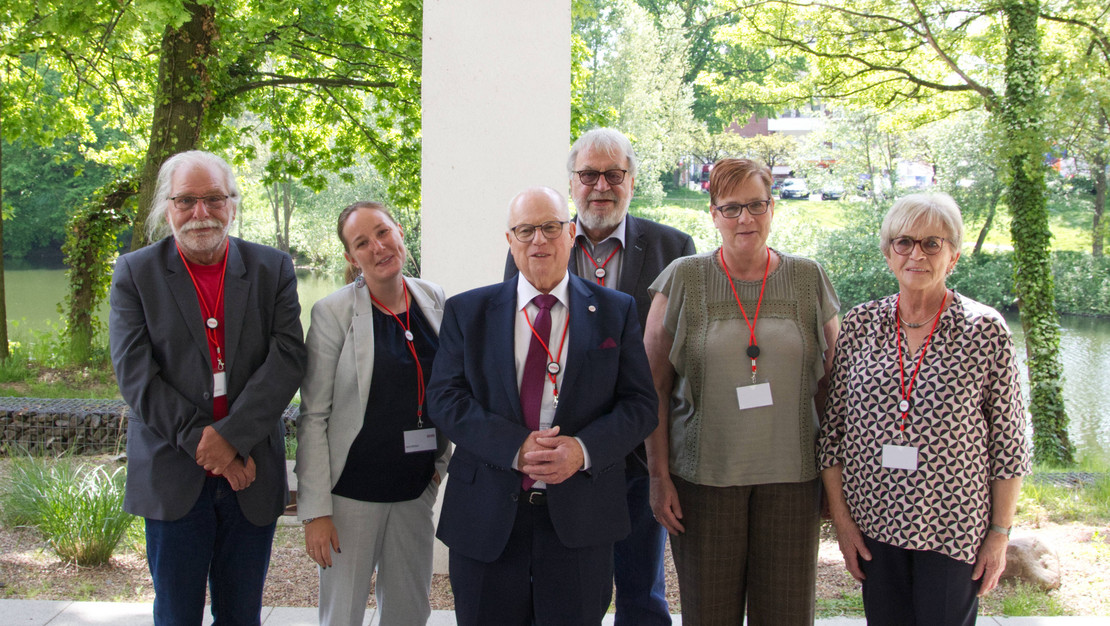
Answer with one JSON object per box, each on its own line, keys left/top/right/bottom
{"left": 295, "top": 277, "right": 450, "bottom": 520}
{"left": 109, "top": 236, "right": 307, "bottom": 526}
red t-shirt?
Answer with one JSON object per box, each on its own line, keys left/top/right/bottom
{"left": 184, "top": 259, "right": 228, "bottom": 422}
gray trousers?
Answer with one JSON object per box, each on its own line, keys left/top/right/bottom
{"left": 318, "top": 482, "right": 439, "bottom": 626}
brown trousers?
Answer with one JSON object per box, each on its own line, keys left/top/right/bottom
{"left": 670, "top": 476, "right": 820, "bottom": 625}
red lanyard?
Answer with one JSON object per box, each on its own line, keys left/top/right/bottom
{"left": 579, "top": 242, "right": 620, "bottom": 287}
{"left": 367, "top": 280, "right": 426, "bottom": 427}
{"left": 719, "top": 246, "right": 770, "bottom": 383}
{"left": 894, "top": 291, "right": 947, "bottom": 436}
{"left": 177, "top": 242, "right": 228, "bottom": 372}
{"left": 523, "top": 301, "right": 571, "bottom": 409}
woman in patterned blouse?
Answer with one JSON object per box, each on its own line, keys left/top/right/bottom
{"left": 820, "top": 193, "right": 1031, "bottom": 625}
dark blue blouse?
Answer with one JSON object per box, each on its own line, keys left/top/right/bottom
{"left": 331, "top": 302, "right": 440, "bottom": 502}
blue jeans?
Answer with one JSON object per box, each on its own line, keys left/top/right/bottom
{"left": 613, "top": 473, "right": 671, "bottom": 625}
{"left": 145, "top": 477, "right": 277, "bottom": 626}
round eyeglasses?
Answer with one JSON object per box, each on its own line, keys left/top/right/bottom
{"left": 510, "top": 220, "right": 571, "bottom": 242}
{"left": 890, "top": 236, "right": 949, "bottom": 256}
{"left": 573, "top": 169, "right": 628, "bottom": 186}
{"left": 712, "top": 200, "right": 772, "bottom": 218}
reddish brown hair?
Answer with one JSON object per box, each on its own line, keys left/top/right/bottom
{"left": 709, "top": 158, "right": 773, "bottom": 206}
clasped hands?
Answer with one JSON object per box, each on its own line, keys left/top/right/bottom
{"left": 518, "top": 426, "right": 584, "bottom": 485}
{"left": 196, "top": 425, "right": 256, "bottom": 491}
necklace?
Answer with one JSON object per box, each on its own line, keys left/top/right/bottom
{"left": 898, "top": 292, "right": 947, "bottom": 328}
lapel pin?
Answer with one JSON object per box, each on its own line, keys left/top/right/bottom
{"left": 587, "top": 305, "right": 597, "bottom": 313}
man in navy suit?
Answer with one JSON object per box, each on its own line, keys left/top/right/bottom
{"left": 110, "top": 151, "right": 306, "bottom": 625}
{"left": 504, "top": 128, "right": 694, "bottom": 625}
{"left": 430, "top": 186, "right": 657, "bottom": 625}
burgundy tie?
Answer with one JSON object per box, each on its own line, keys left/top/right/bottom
{"left": 520, "top": 294, "right": 557, "bottom": 489}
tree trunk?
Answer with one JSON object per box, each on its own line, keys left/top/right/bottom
{"left": 282, "top": 182, "right": 293, "bottom": 255}
{"left": 0, "top": 109, "right": 8, "bottom": 360}
{"left": 65, "top": 179, "right": 138, "bottom": 362}
{"left": 130, "top": 1, "right": 216, "bottom": 249}
{"left": 1092, "top": 153, "right": 1106, "bottom": 258}
{"left": 266, "top": 181, "right": 293, "bottom": 253}
{"left": 269, "top": 183, "right": 284, "bottom": 251}
{"left": 973, "top": 184, "right": 1003, "bottom": 256}
{"left": 1002, "top": 0, "right": 1073, "bottom": 465}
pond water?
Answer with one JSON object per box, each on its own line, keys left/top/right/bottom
{"left": 5, "top": 268, "right": 1110, "bottom": 463}
{"left": 4, "top": 267, "right": 342, "bottom": 340}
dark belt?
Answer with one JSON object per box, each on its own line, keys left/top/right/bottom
{"left": 522, "top": 489, "right": 547, "bottom": 505}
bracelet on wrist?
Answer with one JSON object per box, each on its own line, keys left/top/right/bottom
{"left": 988, "top": 523, "right": 1011, "bottom": 537}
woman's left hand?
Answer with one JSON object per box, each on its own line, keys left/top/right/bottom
{"left": 304, "top": 516, "right": 340, "bottom": 569}
{"left": 972, "top": 530, "right": 1009, "bottom": 596}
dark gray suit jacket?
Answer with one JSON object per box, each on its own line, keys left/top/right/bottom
{"left": 504, "top": 213, "right": 696, "bottom": 329}
{"left": 110, "top": 236, "right": 307, "bottom": 526}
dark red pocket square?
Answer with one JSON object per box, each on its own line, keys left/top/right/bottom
{"left": 598, "top": 337, "right": 617, "bottom": 349}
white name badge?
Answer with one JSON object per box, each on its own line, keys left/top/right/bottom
{"left": 213, "top": 371, "right": 227, "bottom": 397}
{"left": 736, "top": 382, "right": 773, "bottom": 411}
{"left": 403, "top": 428, "right": 437, "bottom": 453}
{"left": 882, "top": 444, "right": 918, "bottom": 471}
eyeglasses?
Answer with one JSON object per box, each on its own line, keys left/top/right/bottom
{"left": 510, "top": 220, "right": 571, "bottom": 242}
{"left": 170, "top": 194, "right": 231, "bottom": 211}
{"left": 712, "top": 200, "right": 772, "bottom": 218}
{"left": 890, "top": 236, "right": 949, "bottom": 256}
{"left": 573, "top": 169, "right": 628, "bottom": 186}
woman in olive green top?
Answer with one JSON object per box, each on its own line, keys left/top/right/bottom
{"left": 643, "top": 158, "right": 839, "bottom": 625}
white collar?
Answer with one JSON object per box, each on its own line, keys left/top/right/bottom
{"left": 516, "top": 271, "right": 571, "bottom": 311}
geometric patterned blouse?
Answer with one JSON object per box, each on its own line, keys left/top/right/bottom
{"left": 819, "top": 292, "right": 1031, "bottom": 564}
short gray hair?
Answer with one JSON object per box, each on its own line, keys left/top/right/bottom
{"left": 147, "top": 151, "right": 240, "bottom": 241}
{"left": 880, "top": 192, "right": 965, "bottom": 256}
{"left": 567, "top": 128, "right": 638, "bottom": 179}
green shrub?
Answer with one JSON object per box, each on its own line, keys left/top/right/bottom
{"left": 814, "top": 224, "right": 896, "bottom": 310}
{"left": 642, "top": 190, "right": 1109, "bottom": 317}
{"left": 1052, "top": 252, "right": 1110, "bottom": 317}
{"left": 1, "top": 455, "right": 136, "bottom": 565}
{"left": 632, "top": 205, "right": 719, "bottom": 254}
{"left": 948, "top": 252, "right": 1016, "bottom": 312}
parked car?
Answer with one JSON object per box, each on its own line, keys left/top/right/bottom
{"left": 779, "top": 178, "right": 810, "bottom": 199}
{"left": 821, "top": 183, "right": 845, "bottom": 200}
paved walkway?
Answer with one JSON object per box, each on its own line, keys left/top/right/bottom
{"left": 2, "top": 600, "right": 1105, "bottom": 625}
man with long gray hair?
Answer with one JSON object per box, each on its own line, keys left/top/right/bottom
{"left": 110, "top": 150, "right": 306, "bottom": 624}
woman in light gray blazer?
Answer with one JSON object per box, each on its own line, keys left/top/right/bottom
{"left": 296, "top": 202, "right": 449, "bottom": 626}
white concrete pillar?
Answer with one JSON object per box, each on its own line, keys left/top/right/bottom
{"left": 422, "top": 0, "right": 571, "bottom": 575}
{"left": 422, "top": 1, "right": 571, "bottom": 297}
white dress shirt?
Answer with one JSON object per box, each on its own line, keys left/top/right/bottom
{"left": 512, "top": 272, "right": 591, "bottom": 485}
